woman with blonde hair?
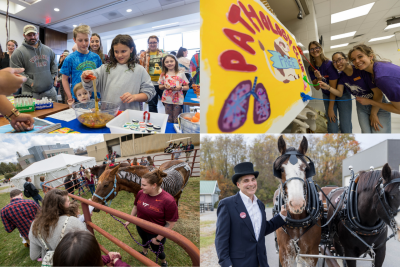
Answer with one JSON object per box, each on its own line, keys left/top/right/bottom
{"left": 350, "top": 44, "right": 400, "bottom": 115}
{"left": 308, "top": 41, "right": 352, "bottom": 133}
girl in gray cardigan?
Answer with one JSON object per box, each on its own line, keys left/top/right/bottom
{"left": 81, "top": 35, "right": 156, "bottom": 111}
{"left": 29, "top": 189, "right": 87, "bottom": 260}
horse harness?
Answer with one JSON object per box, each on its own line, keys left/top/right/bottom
{"left": 93, "top": 162, "right": 191, "bottom": 207}
{"left": 272, "top": 151, "right": 323, "bottom": 258}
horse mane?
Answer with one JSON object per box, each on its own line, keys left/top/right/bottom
{"left": 273, "top": 147, "right": 310, "bottom": 172}
{"left": 119, "top": 165, "right": 149, "bottom": 172}
{"left": 357, "top": 170, "right": 400, "bottom": 193}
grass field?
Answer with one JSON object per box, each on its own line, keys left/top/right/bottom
{"left": 0, "top": 177, "right": 200, "bottom": 266}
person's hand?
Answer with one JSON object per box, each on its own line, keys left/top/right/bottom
{"left": 174, "top": 85, "right": 182, "bottom": 91}
{"left": 280, "top": 205, "right": 287, "bottom": 217}
{"left": 370, "top": 113, "right": 383, "bottom": 132}
{"left": 124, "top": 221, "right": 130, "bottom": 227}
{"left": 328, "top": 108, "right": 336, "bottom": 123}
{"left": 151, "top": 237, "right": 160, "bottom": 245}
{"left": 54, "top": 80, "right": 57, "bottom": 87}
{"left": 10, "top": 114, "right": 34, "bottom": 132}
{"left": 120, "top": 93, "right": 136, "bottom": 103}
{"left": 356, "top": 96, "right": 372, "bottom": 106}
{"left": 0, "top": 68, "right": 27, "bottom": 95}
{"left": 165, "top": 84, "right": 171, "bottom": 90}
{"left": 67, "top": 98, "right": 75, "bottom": 107}
{"left": 108, "top": 252, "right": 121, "bottom": 261}
{"left": 318, "top": 81, "right": 330, "bottom": 90}
{"left": 81, "top": 71, "right": 94, "bottom": 83}
{"left": 314, "top": 70, "right": 322, "bottom": 80}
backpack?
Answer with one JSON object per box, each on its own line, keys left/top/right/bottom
{"left": 23, "top": 183, "right": 31, "bottom": 198}
{"left": 38, "top": 217, "right": 70, "bottom": 267}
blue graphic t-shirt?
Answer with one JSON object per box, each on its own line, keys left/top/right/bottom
{"left": 60, "top": 51, "right": 102, "bottom": 100}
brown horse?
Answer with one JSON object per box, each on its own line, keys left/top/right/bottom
{"left": 89, "top": 162, "right": 130, "bottom": 181}
{"left": 273, "top": 136, "right": 321, "bottom": 267}
{"left": 92, "top": 160, "right": 190, "bottom": 211}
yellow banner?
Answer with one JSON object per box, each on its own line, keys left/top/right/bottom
{"left": 200, "top": 0, "right": 311, "bottom": 133}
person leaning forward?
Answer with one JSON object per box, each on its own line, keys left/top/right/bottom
{"left": 215, "top": 162, "right": 287, "bottom": 267}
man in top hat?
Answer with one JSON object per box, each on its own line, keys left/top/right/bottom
{"left": 215, "top": 162, "right": 287, "bottom": 267}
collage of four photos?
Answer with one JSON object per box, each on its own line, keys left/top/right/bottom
{"left": 0, "top": 0, "right": 400, "bottom": 266}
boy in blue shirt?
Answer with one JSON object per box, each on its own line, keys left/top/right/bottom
{"left": 60, "top": 25, "right": 102, "bottom": 106}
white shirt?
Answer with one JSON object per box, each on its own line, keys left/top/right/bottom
{"left": 239, "top": 191, "right": 262, "bottom": 241}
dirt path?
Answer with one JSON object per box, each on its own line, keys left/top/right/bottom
{"left": 200, "top": 210, "right": 219, "bottom": 267}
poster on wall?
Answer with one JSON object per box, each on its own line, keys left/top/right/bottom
{"left": 200, "top": 0, "right": 311, "bottom": 133}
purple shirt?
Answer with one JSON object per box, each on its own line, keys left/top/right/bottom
{"left": 309, "top": 60, "right": 340, "bottom": 96}
{"left": 365, "top": 62, "right": 400, "bottom": 102}
{"left": 338, "top": 66, "right": 374, "bottom": 99}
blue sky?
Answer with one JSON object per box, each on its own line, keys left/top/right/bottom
{"left": 0, "top": 134, "right": 104, "bottom": 163}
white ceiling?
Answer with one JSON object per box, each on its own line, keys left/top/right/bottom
{"left": 313, "top": 0, "right": 400, "bottom": 52}
{"left": 2, "top": 0, "right": 198, "bottom": 33}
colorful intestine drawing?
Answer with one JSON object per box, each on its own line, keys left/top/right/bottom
{"left": 259, "top": 37, "right": 300, "bottom": 84}
{"left": 218, "top": 77, "right": 271, "bottom": 132}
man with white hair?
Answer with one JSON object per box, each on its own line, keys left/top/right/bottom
{"left": 10, "top": 25, "right": 58, "bottom": 102}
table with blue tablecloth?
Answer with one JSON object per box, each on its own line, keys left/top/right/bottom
{"left": 44, "top": 117, "right": 177, "bottom": 133}
{"left": 183, "top": 89, "right": 200, "bottom": 113}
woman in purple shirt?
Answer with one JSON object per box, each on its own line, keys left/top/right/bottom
{"left": 319, "top": 52, "right": 391, "bottom": 133}
{"left": 308, "top": 41, "right": 352, "bottom": 133}
{"left": 349, "top": 44, "right": 400, "bottom": 114}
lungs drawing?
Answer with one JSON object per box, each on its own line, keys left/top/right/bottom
{"left": 218, "top": 77, "right": 271, "bottom": 132}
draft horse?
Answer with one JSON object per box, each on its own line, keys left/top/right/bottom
{"left": 273, "top": 136, "right": 322, "bottom": 267}
{"left": 326, "top": 163, "right": 400, "bottom": 267}
{"left": 91, "top": 160, "right": 191, "bottom": 210}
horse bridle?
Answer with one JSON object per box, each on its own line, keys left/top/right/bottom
{"left": 375, "top": 177, "right": 400, "bottom": 236}
{"left": 274, "top": 151, "right": 316, "bottom": 203}
{"left": 93, "top": 176, "right": 117, "bottom": 207}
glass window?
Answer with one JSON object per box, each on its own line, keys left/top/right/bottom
{"left": 134, "top": 38, "right": 149, "bottom": 54}
{"left": 164, "top": 34, "right": 182, "bottom": 52}
{"left": 127, "top": 135, "right": 133, "bottom": 141}
{"left": 121, "top": 136, "right": 127, "bottom": 142}
{"left": 52, "top": 153, "right": 55, "bottom": 156}
{"left": 25, "top": 159, "right": 29, "bottom": 164}
{"left": 183, "top": 30, "right": 200, "bottom": 50}
{"left": 187, "top": 49, "right": 199, "bottom": 62}
{"left": 47, "top": 154, "right": 51, "bottom": 158}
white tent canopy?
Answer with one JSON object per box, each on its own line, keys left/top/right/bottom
{"left": 11, "top": 154, "right": 97, "bottom": 191}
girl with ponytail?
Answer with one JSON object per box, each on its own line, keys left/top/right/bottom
{"left": 348, "top": 44, "right": 400, "bottom": 115}
{"left": 319, "top": 51, "right": 391, "bottom": 133}
{"left": 124, "top": 169, "right": 178, "bottom": 267}
{"left": 81, "top": 34, "right": 156, "bottom": 111}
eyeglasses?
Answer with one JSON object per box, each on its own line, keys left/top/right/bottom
{"left": 148, "top": 42, "right": 158, "bottom": 45}
{"left": 332, "top": 57, "right": 345, "bottom": 65}
{"left": 309, "top": 47, "right": 321, "bottom": 53}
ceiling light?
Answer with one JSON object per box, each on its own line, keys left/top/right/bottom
{"left": 331, "top": 31, "right": 356, "bottom": 40}
{"left": 369, "top": 35, "right": 394, "bottom": 42}
{"left": 331, "top": 3, "right": 375, "bottom": 24}
{"left": 385, "top": 22, "right": 400, "bottom": 30}
{"left": 73, "top": 25, "right": 77, "bottom": 27}
{"left": 303, "top": 50, "right": 309, "bottom": 53}
{"left": 298, "top": 42, "right": 304, "bottom": 47}
{"left": 330, "top": 43, "right": 349, "bottom": 49}
{"left": 126, "top": 9, "right": 132, "bottom": 12}
{"left": 152, "top": 22, "right": 179, "bottom": 29}
{"left": 54, "top": 8, "right": 59, "bottom": 12}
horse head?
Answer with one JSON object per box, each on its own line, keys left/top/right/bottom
{"left": 374, "top": 164, "right": 400, "bottom": 240}
{"left": 274, "top": 135, "right": 311, "bottom": 215}
{"left": 92, "top": 164, "right": 120, "bottom": 211}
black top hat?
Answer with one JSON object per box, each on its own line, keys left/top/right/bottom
{"left": 231, "top": 162, "right": 259, "bottom": 185}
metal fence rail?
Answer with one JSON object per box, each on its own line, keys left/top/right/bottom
{"left": 152, "top": 148, "right": 200, "bottom": 176}
{"left": 43, "top": 172, "right": 200, "bottom": 267}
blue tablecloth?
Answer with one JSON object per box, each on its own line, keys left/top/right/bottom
{"left": 44, "top": 117, "right": 176, "bottom": 133}
{"left": 184, "top": 89, "right": 200, "bottom": 105}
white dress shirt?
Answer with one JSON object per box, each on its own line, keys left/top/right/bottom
{"left": 239, "top": 191, "right": 262, "bottom": 241}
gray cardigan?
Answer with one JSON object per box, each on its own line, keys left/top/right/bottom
{"left": 82, "top": 63, "right": 155, "bottom": 110}
{"left": 29, "top": 215, "right": 87, "bottom": 260}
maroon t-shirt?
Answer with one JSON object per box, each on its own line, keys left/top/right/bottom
{"left": 134, "top": 190, "right": 179, "bottom": 234}
{"left": 85, "top": 174, "right": 95, "bottom": 185}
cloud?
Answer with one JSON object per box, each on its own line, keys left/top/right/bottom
{"left": 0, "top": 134, "right": 104, "bottom": 163}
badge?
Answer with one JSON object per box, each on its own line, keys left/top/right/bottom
{"left": 240, "top": 212, "right": 246, "bottom": 219}
{"left": 354, "top": 76, "right": 361, "bottom": 81}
